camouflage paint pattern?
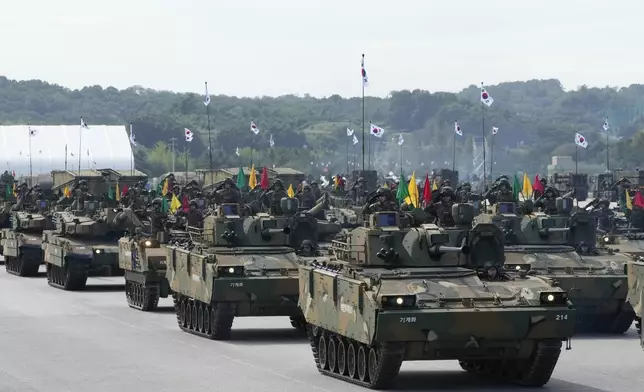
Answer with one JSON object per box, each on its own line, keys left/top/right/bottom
{"left": 166, "top": 211, "right": 303, "bottom": 317}
{"left": 42, "top": 231, "right": 120, "bottom": 269}
{"left": 626, "top": 259, "right": 644, "bottom": 349}
{"left": 300, "top": 207, "right": 575, "bottom": 358}
{"left": 477, "top": 206, "right": 633, "bottom": 332}
{"left": 2, "top": 230, "right": 43, "bottom": 259}
{"left": 118, "top": 236, "right": 167, "bottom": 274}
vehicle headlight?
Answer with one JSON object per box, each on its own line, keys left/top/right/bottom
{"left": 95, "top": 249, "right": 102, "bottom": 254}
{"left": 144, "top": 240, "right": 152, "bottom": 247}
{"left": 539, "top": 291, "right": 568, "bottom": 305}
{"left": 380, "top": 295, "right": 416, "bottom": 309}
{"left": 217, "top": 266, "right": 244, "bottom": 277}
{"left": 603, "top": 236, "right": 610, "bottom": 243}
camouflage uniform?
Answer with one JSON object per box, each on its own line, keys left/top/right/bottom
{"left": 261, "top": 179, "right": 288, "bottom": 215}
{"left": 351, "top": 177, "right": 367, "bottom": 202}
{"left": 534, "top": 187, "right": 558, "bottom": 215}
{"left": 310, "top": 182, "right": 322, "bottom": 199}
{"left": 297, "top": 184, "right": 316, "bottom": 209}
{"left": 213, "top": 178, "right": 242, "bottom": 204}
{"left": 425, "top": 186, "right": 456, "bottom": 227}
{"left": 186, "top": 200, "right": 204, "bottom": 228}
{"left": 361, "top": 188, "right": 398, "bottom": 215}
{"left": 593, "top": 199, "right": 614, "bottom": 234}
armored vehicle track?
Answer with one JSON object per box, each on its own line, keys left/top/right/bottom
{"left": 126, "top": 280, "right": 160, "bottom": 311}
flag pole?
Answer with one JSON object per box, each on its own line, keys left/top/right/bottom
{"left": 185, "top": 137, "right": 189, "bottom": 183}
{"left": 64, "top": 144, "right": 68, "bottom": 171}
{"left": 481, "top": 82, "right": 486, "bottom": 185}
{"left": 205, "top": 82, "right": 213, "bottom": 185}
{"left": 28, "top": 128, "right": 33, "bottom": 179}
{"left": 605, "top": 119, "right": 610, "bottom": 171}
{"left": 345, "top": 130, "right": 349, "bottom": 176}
{"left": 575, "top": 140, "right": 579, "bottom": 207}
{"left": 78, "top": 117, "right": 83, "bottom": 174}
{"left": 490, "top": 130, "right": 495, "bottom": 179}
{"left": 452, "top": 125, "right": 456, "bottom": 172}
{"left": 130, "top": 122, "right": 134, "bottom": 176}
{"left": 361, "top": 54, "right": 366, "bottom": 174}
{"left": 170, "top": 137, "right": 177, "bottom": 173}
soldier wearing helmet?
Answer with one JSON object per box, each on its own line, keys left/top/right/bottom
{"left": 212, "top": 177, "right": 241, "bottom": 204}
{"left": 483, "top": 177, "right": 515, "bottom": 205}
{"left": 310, "top": 181, "right": 322, "bottom": 199}
{"left": 186, "top": 199, "right": 204, "bottom": 228}
{"left": 260, "top": 179, "right": 288, "bottom": 215}
{"left": 147, "top": 197, "right": 167, "bottom": 232}
{"left": 362, "top": 187, "right": 398, "bottom": 215}
{"left": 297, "top": 239, "right": 320, "bottom": 257}
{"left": 425, "top": 186, "right": 456, "bottom": 227}
{"left": 297, "top": 182, "right": 316, "bottom": 209}
{"left": 534, "top": 187, "right": 559, "bottom": 215}
{"left": 593, "top": 198, "right": 614, "bottom": 234}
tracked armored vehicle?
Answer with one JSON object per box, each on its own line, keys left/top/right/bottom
{"left": 119, "top": 228, "right": 188, "bottom": 311}
{"left": 281, "top": 196, "right": 341, "bottom": 249}
{"left": 43, "top": 203, "right": 134, "bottom": 290}
{"left": 167, "top": 202, "right": 305, "bottom": 340}
{"left": 3, "top": 200, "right": 53, "bottom": 276}
{"left": 476, "top": 198, "right": 633, "bottom": 333}
{"left": 627, "top": 259, "right": 644, "bottom": 349}
{"left": 300, "top": 204, "right": 575, "bottom": 388}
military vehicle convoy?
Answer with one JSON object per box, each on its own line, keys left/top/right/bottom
{"left": 627, "top": 259, "right": 644, "bottom": 349}
{"left": 167, "top": 202, "right": 306, "bottom": 340}
{"left": 299, "top": 204, "right": 575, "bottom": 388}
{"left": 3, "top": 200, "right": 53, "bottom": 276}
{"left": 476, "top": 198, "right": 633, "bottom": 333}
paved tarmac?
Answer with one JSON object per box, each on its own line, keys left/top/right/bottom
{"left": 0, "top": 266, "right": 642, "bottom": 392}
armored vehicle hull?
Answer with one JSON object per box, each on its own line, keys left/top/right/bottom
{"left": 300, "top": 265, "right": 574, "bottom": 389}
{"left": 42, "top": 231, "right": 122, "bottom": 291}
{"left": 118, "top": 236, "right": 174, "bottom": 311}
{"left": 627, "top": 259, "right": 644, "bottom": 349}
{"left": 167, "top": 246, "right": 304, "bottom": 340}
{"left": 604, "top": 233, "right": 644, "bottom": 257}
{"left": 504, "top": 245, "right": 633, "bottom": 333}
{"left": 2, "top": 230, "right": 43, "bottom": 276}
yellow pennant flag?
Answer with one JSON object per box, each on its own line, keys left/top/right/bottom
{"left": 169, "top": 194, "right": 182, "bottom": 213}
{"left": 12, "top": 183, "right": 17, "bottom": 196}
{"left": 248, "top": 164, "right": 257, "bottom": 190}
{"left": 522, "top": 172, "right": 531, "bottom": 199}
{"left": 63, "top": 185, "right": 71, "bottom": 198}
{"left": 432, "top": 180, "right": 438, "bottom": 191}
{"left": 382, "top": 182, "right": 388, "bottom": 189}
{"left": 115, "top": 183, "right": 120, "bottom": 201}
{"left": 405, "top": 171, "right": 419, "bottom": 208}
{"left": 287, "top": 184, "right": 295, "bottom": 198}
{"left": 161, "top": 179, "right": 168, "bottom": 196}
{"left": 626, "top": 190, "right": 633, "bottom": 210}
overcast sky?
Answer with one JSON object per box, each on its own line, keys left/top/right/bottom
{"left": 1, "top": 0, "right": 640, "bottom": 98}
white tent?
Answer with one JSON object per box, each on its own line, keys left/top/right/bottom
{"left": 0, "top": 125, "right": 134, "bottom": 177}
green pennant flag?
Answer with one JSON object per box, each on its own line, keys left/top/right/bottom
{"left": 512, "top": 174, "right": 521, "bottom": 200}
{"left": 107, "top": 185, "right": 115, "bottom": 200}
{"left": 236, "top": 166, "right": 247, "bottom": 189}
{"left": 4, "top": 183, "right": 11, "bottom": 199}
{"left": 161, "top": 197, "right": 169, "bottom": 213}
{"left": 156, "top": 181, "right": 163, "bottom": 195}
{"left": 396, "top": 170, "right": 410, "bottom": 203}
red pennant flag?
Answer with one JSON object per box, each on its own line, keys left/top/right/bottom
{"left": 634, "top": 191, "right": 644, "bottom": 209}
{"left": 260, "top": 167, "right": 270, "bottom": 190}
{"left": 11, "top": 170, "right": 15, "bottom": 177}
{"left": 532, "top": 174, "right": 544, "bottom": 193}
{"left": 182, "top": 194, "right": 190, "bottom": 213}
{"left": 422, "top": 173, "right": 432, "bottom": 206}
{"left": 121, "top": 184, "right": 129, "bottom": 197}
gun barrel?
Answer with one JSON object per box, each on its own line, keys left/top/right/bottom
{"left": 429, "top": 244, "right": 471, "bottom": 255}
{"left": 262, "top": 227, "right": 291, "bottom": 235}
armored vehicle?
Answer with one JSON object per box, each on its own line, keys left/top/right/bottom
{"left": 42, "top": 169, "right": 148, "bottom": 290}
{"left": 299, "top": 204, "right": 575, "bottom": 388}
{"left": 166, "top": 202, "right": 306, "bottom": 340}
{"left": 283, "top": 196, "right": 341, "bottom": 249}
{"left": 3, "top": 200, "right": 53, "bottom": 276}
{"left": 626, "top": 259, "right": 644, "bottom": 349}
{"left": 476, "top": 198, "right": 633, "bottom": 333}
{"left": 119, "top": 228, "right": 189, "bottom": 311}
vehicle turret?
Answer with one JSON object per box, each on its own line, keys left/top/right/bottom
{"left": 333, "top": 203, "right": 504, "bottom": 269}
{"left": 193, "top": 203, "right": 290, "bottom": 247}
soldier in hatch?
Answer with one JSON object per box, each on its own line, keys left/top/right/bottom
{"left": 425, "top": 186, "right": 457, "bottom": 227}
{"left": 310, "top": 181, "right": 322, "bottom": 199}
{"left": 185, "top": 200, "right": 204, "bottom": 228}
{"left": 68, "top": 180, "right": 94, "bottom": 211}
{"left": 593, "top": 199, "right": 614, "bottom": 234}
{"left": 260, "top": 179, "right": 288, "bottom": 215}
{"left": 351, "top": 177, "right": 368, "bottom": 202}
{"left": 534, "top": 187, "right": 558, "bottom": 215}
{"left": 297, "top": 239, "right": 321, "bottom": 257}
{"left": 297, "top": 183, "right": 316, "bottom": 209}
{"left": 211, "top": 178, "right": 242, "bottom": 204}
{"left": 478, "top": 261, "right": 510, "bottom": 281}
{"left": 147, "top": 198, "right": 167, "bottom": 233}
{"left": 362, "top": 187, "right": 398, "bottom": 215}
{"left": 483, "top": 177, "right": 516, "bottom": 205}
